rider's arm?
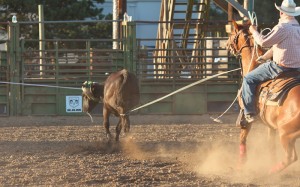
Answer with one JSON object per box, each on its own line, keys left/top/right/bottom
{"left": 257, "top": 47, "right": 273, "bottom": 63}
{"left": 252, "top": 24, "right": 286, "bottom": 47}
{"left": 262, "top": 47, "right": 273, "bottom": 60}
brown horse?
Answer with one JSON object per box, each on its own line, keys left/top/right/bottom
{"left": 227, "top": 20, "right": 300, "bottom": 174}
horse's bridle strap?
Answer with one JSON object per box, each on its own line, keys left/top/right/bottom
{"left": 230, "top": 30, "right": 253, "bottom": 56}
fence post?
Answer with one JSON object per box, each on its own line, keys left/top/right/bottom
{"left": 8, "top": 22, "right": 21, "bottom": 116}
{"left": 122, "top": 21, "right": 136, "bottom": 73}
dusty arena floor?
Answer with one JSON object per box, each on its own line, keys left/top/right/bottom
{"left": 1, "top": 114, "right": 300, "bottom": 186}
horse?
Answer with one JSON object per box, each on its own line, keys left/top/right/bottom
{"left": 227, "top": 20, "right": 300, "bottom": 173}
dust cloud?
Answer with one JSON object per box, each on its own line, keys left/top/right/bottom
{"left": 118, "top": 123, "right": 300, "bottom": 186}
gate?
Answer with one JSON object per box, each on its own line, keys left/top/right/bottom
{"left": 0, "top": 20, "right": 240, "bottom": 116}
{"left": 2, "top": 21, "right": 132, "bottom": 116}
{"left": 0, "top": 51, "right": 8, "bottom": 116}
{"left": 136, "top": 33, "right": 240, "bottom": 114}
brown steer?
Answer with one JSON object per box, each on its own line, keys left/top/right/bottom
{"left": 82, "top": 69, "right": 140, "bottom": 141}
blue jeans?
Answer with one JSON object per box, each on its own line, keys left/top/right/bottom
{"left": 242, "top": 61, "right": 292, "bottom": 115}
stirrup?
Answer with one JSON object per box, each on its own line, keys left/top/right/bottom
{"left": 245, "top": 114, "right": 255, "bottom": 123}
{"left": 236, "top": 109, "right": 248, "bottom": 129}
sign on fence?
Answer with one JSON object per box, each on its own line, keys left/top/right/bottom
{"left": 66, "top": 96, "right": 82, "bottom": 113}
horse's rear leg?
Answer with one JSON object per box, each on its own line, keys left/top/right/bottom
{"left": 239, "top": 124, "right": 252, "bottom": 168}
{"left": 270, "top": 131, "right": 300, "bottom": 174}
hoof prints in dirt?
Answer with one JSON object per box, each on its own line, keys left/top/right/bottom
{"left": 66, "top": 140, "right": 122, "bottom": 155}
{"left": 2, "top": 117, "right": 300, "bottom": 186}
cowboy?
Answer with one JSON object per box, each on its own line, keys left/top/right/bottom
{"left": 243, "top": 0, "right": 300, "bottom": 123}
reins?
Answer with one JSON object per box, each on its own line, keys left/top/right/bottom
{"left": 228, "top": 26, "right": 260, "bottom": 74}
{"left": 230, "top": 30, "right": 253, "bottom": 57}
{"left": 212, "top": 13, "right": 260, "bottom": 123}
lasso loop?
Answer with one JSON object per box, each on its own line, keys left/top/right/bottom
{"left": 248, "top": 11, "right": 258, "bottom": 26}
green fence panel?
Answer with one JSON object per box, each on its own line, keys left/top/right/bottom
{"left": 0, "top": 50, "right": 9, "bottom": 115}
{"left": 1, "top": 20, "right": 241, "bottom": 116}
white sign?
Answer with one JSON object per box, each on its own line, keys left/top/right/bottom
{"left": 66, "top": 96, "right": 82, "bottom": 113}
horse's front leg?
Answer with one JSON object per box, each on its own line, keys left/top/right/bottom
{"left": 103, "top": 107, "right": 112, "bottom": 140}
{"left": 239, "top": 124, "right": 252, "bottom": 168}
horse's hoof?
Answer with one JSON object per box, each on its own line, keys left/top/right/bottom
{"left": 269, "top": 162, "right": 285, "bottom": 174}
{"left": 236, "top": 163, "right": 244, "bottom": 171}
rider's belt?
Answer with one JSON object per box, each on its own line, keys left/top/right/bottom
{"left": 274, "top": 61, "right": 283, "bottom": 66}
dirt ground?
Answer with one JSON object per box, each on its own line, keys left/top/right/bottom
{"left": 1, "top": 114, "right": 300, "bottom": 186}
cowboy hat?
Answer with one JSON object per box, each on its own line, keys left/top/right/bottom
{"left": 275, "top": 0, "right": 300, "bottom": 16}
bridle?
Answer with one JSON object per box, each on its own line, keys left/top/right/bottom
{"left": 227, "top": 27, "right": 258, "bottom": 77}
{"left": 228, "top": 29, "right": 253, "bottom": 57}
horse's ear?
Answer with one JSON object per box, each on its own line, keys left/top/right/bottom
{"left": 232, "top": 20, "right": 239, "bottom": 31}
{"left": 245, "top": 19, "right": 252, "bottom": 26}
{"left": 244, "top": 19, "right": 252, "bottom": 27}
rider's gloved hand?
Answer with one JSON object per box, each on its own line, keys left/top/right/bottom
{"left": 249, "top": 25, "right": 257, "bottom": 34}
{"left": 256, "top": 56, "right": 266, "bottom": 64}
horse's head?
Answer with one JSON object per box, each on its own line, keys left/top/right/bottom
{"left": 227, "top": 20, "right": 264, "bottom": 74}
{"left": 226, "top": 20, "right": 253, "bottom": 57}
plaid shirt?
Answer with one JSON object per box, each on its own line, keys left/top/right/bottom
{"left": 252, "top": 17, "right": 300, "bottom": 68}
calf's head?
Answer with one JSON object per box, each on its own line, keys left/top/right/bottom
{"left": 81, "top": 81, "right": 104, "bottom": 113}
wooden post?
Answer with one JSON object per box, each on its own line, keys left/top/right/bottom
{"left": 247, "top": 0, "right": 254, "bottom": 12}
{"left": 228, "top": 3, "right": 233, "bottom": 22}
{"left": 38, "top": 4, "right": 45, "bottom": 76}
{"left": 89, "top": 47, "right": 93, "bottom": 76}
{"left": 118, "top": 0, "right": 127, "bottom": 20}
{"left": 8, "top": 22, "right": 21, "bottom": 115}
{"left": 113, "top": 0, "right": 119, "bottom": 49}
{"left": 122, "top": 21, "right": 136, "bottom": 72}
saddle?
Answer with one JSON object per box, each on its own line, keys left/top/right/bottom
{"left": 258, "top": 70, "right": 300, "bottom": 106}
{"left": 236, "top": 70, "right": 300, "bottom": 128}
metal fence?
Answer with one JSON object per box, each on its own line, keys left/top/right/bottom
{"left": 0, "top": 20, "right": 240, "bottom": 116}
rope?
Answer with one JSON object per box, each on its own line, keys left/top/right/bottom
{"left": 0, "top": 81, "right": 82, "bottom": 90}
{"left": 0, "top": 68, "right": 241, "bottom": 119}
{"left": 248, "top": 11, "right": 257, "bottom": 26}
{"left": 211, "top": 12, "right": 259, "bottom": 123}
{"left": 210, "top": 89, "right": 241, "bottom": 123}
{"left": 246, "top": 11, "right": 259, "bottom": 73}
{"left": 211, "top": 11, "right": 271, "bottom": 123}
{"left": 130, "top": 68, "right": 241, "bottom": 113}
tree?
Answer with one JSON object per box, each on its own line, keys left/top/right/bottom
{"left": 210, "top": 0, "right": 300, "bottom": 25}
{"left": 0, "top": 0, "right": 112, "bottom": 41}
{"left": 209, "top": 2, "right": 227, "bottom": 21}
